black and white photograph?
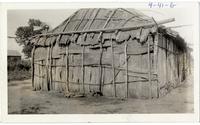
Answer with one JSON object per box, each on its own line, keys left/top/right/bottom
{"left": 1, "top": 1, "right": 199, "bottom": 122}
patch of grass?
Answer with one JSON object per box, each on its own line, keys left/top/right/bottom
{"left": 8, "top": 70, "right": 31, "bottom": 81}
{"left": 8, "top": 60, "right": 31, "bottom": 71}
{"left": 8, "top": 60, "right": 31, "bottom": 81}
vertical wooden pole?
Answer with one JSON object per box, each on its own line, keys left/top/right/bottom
{"left": 166, "top": 38, "right": 168, "bottom": 86}
{"left": 154, "top": 33, "right": 159, "bottom": 98}
{"left": 39, "top": 60, "right": 41, "bottom": 90}
{"left": 111, "top": 37, "right": 116, "bottom": 97}
{"left": 99, "top": 41, "right": 103, "bottom": 93}
{"left": 42, "top": 60, "right": 44, "bottom": 90}
{"left": 148, "top": 35, "right": 152, "bottom": 99}
{"left": 82, "top": 46, "right": 85, "bottom": 94}
{"left": 46, "top": 46, "right": 50, "bottom": 91}
{"left": 101, "top": 67, "right": 105, "bottom": 92}
{"left": 124, "top": 40, "right": 128, "bottom": 98}
{"left": 49, "top": 43, "right": 53, "bottom": 90}
{"left": 31, "top": 46, "right": 36, "bottom": 90}
{"left": 65, "top": 46, "right": 69, "bottom": 93}
{"left": 97, "top": 9, "right": 117, "bottom": 93}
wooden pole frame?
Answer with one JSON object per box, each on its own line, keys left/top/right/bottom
{"left": 30, "top": 18, "right": 175, "bottom": 39}
{"left": 62, "top": 12, "right": 78, "bottom": 32}
{"left": 49, "top": 42, "right": 53, "bottom": 90}
{"left": 41, "top": 60, "right": 44, "bottom": 90}
{"left": 61, "top": 12, "right": 76, "bottom": 95}
{"left": 153, "top": 33, "right": 159, "bottom": 98}
{"left": 31, "top": 37, "right": 41, "bottom": 90}
{"left": 111, "top": 37, "right": 116, "bottom": 97}
{"left": 99, "top": 40, "right": 103, "bottom": 93}
{"left": 147, "top": 35, "right": 152, "bottom": 99}
{"left": 124, "top": 40, "right": 128, "bottom": 98}
{"left": 31, "top": 46, "right": 36, "bottom": 90}
{"left": 46, "top": 46, "right": 50, "bottom": 91}
{"left": 65, "top": 45, "right": 70, "bottom": 93}
{"left": 97, "top": 8, "right": 117, "bottom": 93}
{"left": 87, "top": 9, "right": 100, "bottom": 29}
{"left": 75, "top": 9, "right": 90, "bottom": 31}
{"left": 81, "top": 46, "right": 85, "bottom": 94}
{"left": 166, "top": 38, "right": 169, "bottom": 85}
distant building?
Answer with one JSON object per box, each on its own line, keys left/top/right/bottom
{"left": 7, "top": 50, "right": 21, "bottom": 62}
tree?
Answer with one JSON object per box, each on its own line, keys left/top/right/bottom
{"left": 15, "top": 19, "right": 50, "bottom": 58}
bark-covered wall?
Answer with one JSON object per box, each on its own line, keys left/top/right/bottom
{"left": 156, "top": 33, "right": 188, "bottom": 97}
{"left": 32, "top": 33, "right": 190, "bottom": 99}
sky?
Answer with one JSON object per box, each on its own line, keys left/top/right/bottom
{"left": 7, "top": 7, "right": 195, "bottom": 58}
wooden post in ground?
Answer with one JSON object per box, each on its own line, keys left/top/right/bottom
{"left": 153, "top": 33, "right": 159, "bottom": 98}
{"left": 65, "top": 45, "right": 69, "bottom": 93}
{"left": 124, "top": 40, "right": 128, "bottom": 98}
{"left": 31, "top": 46, "right": 36, "bottom": 90}
{"left": 40, "top": 60, "right": 43, "bottom": 89}
{"left": 99, "top": 40, "right": 103, "bottom": 93}
{"left": 97, "top": 9, "right": 117, "bottom": 93}
{"left": 46, "top": 46, "right": 50, "bottom": 91}
{"left": 31, "top": 37, "right": 40, "bottom": 90}
{"left": 166, "top": 38, "right": 168, "bottom": 87}
{"left": 111, "top": 37, "right": 116, "bottom": 97}
{"left": 81, "top": 46, "right": 85, "bottom": 94}
{"left": 147, "top": 35, "right": 152, "bottom": 99}
{"left": 49, "top": 42, "right": 53, "bottom": 90}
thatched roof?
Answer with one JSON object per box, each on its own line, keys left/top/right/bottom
{"left": 31, "top": 8, "right": 186, "bottom": 50}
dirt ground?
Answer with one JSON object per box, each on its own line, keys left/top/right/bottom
{"left": 8, "top": 75, "right": 193, "bottom": 114}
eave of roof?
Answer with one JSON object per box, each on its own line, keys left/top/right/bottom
{"left": 29, "top": 8, "right": 186, "bottom": 51}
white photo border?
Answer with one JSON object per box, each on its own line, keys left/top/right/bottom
{"left": 0, "top": 2, "right": 199, "bottom": 122}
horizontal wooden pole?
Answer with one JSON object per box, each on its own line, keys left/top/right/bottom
{"left": 128, "top": 74, "right": 148, "bottom": 80}
{"left": 33, "top": 62, "right": 158, "bottom": 76}
{"left": 103, "top": 79, "right": 159, "bottom": 85}
{"left": 156, "top": 45, "right": 178, "bottom": 55}
{"left": 31, "top": 18, "right": 175, "bottom": 39}
{"left": 34, "top": 57, "right": 60, "bottom": 62}
{"left": 50, "top": 79, "right": 158, "bottom": 85}
{"left": 58, "top": 50, "right": 153, "bottom": 56}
